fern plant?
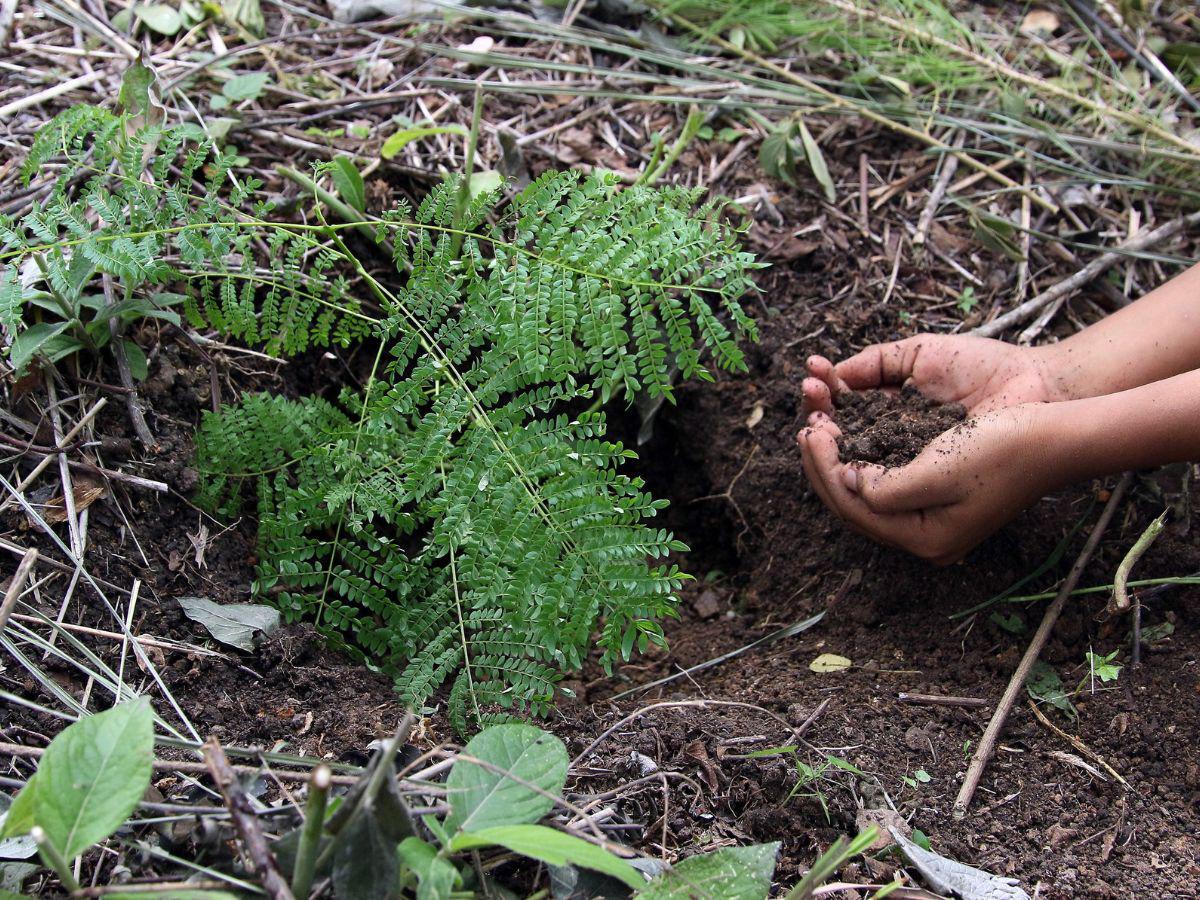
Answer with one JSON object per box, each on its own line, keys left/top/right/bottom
{"left": 4, "top": 98, "right": 760, "bottom": 728}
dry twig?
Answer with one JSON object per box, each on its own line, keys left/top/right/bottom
{"left": 953, "top": 472, "right": 1133, "bottom": 818}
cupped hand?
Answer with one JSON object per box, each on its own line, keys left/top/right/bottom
{"left": 796, "top": 404, "right": 1059, "bottom": 565}
{"left": 801, "top": 334, "right": 1062, "bottom": 419}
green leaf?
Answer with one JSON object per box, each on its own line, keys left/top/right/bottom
{"left": 380, "top": 125, "right": 467, "bottom": 159}
{"left": 41, "top": 335, "right": 88, "bottom": 365}
{"left": 398, "top": 837, "right": 459, "bottom": 900}
{"left": 1026, "top": 661, "right": 1076, "bottom": 718}
{"left": 118, "top": 61, "right": 156, "bottom": 117}
{"left": 176, "top": 596, "right": 280, "bottom": 651}
{"left": 122, "top": 340, "right": 148, "bottom": 381}
{"left": 224, "top": 0, "right": 264, "bottom": 35}
{"left": 468, "top": 170, "right": 503, "bottom": 200}
{"left": 0, "top": 890, "right": 27, "bottom": 900}
{"left": 8, "top": 322, "right": 71, "bottom": 373}
{"left": 0, "top": 795, "right": 36, "bottom": 860}
{"left": 758, "top": 127, "right": 796, "bottom": 185}
{"left": 2, "top": 699, "right": 153, "bottom": 860}
{"left": 331, "top": 157, "right": 366, "bottom": 213}
{"left": 133, "top": 4, "right": 182, "bottom": 35}
{"left": 445, "top": 724, "right": 568, "bottom": 833}
{"left": 796, "top": 118, "right": 835, "bottom": 202}
{"left": 450, "top": 825, "right": 642, "bottom": 889}
{"left": 222, "top": 72, "right": 269, "bottom": 102}
{"left": 638, "top": 843, "right": 779, "bottom": 899}
{"left": 332, "top": 811, "right": 397, "bottom": 900}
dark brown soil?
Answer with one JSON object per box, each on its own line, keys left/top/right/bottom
{"left": 5, "top": 146, "right": 1200, "bottom": 899}
{"left": 836, "top": 384, "right": 967, "bottom": 468}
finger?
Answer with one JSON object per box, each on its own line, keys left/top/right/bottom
{"left": 842, "top": 456, "right": 960, "bottom": 514}
{"left": 805, "top": 355, "right": 846, "bottom": 395}
{"left": 797, "top": 429, "right": 843, "bottom": 516}
{"left": 806, "top": 410, "right": 843, "bottom": 439}
{"left": 800, "top": 376, "right": 833, "bottom": 417}
{"left": 804, "top": 431, "right": 927, "bottom": 546}
{"left": 834, "top": 337, "right": 923, "bottom": 391}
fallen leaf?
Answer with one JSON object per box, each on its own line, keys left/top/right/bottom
{"left": 1020, "top": 9, "right": 1059, "bottom": 37}
{"left": 176, "top": 596, "right": 279, "bottom": 652}
{"left": 809, "top": 653, "right": 852, "bottom": 673}
{"left": 856, "top": 808, "right": 908, "bottom": 851}
{"left": 456, "top": 35, "right": 494, "bottom": 54}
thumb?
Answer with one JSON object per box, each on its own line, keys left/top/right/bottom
{"left": 842, "top": 458, "right": 958, "bottom": 513}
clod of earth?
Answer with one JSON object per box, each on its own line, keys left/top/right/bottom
{"left": 836, "top": 384, "right": 967, "bottom": 468}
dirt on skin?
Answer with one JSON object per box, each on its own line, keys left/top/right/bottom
{"left": 4, "top": 158, "right": 1200, "bottom": 897}
{"left": 836, "top": 384, "right": 967, "bottom": 468}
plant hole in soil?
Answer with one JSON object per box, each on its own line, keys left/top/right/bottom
{"left": 834, "top": 384, "right": 967, "bottom": 468}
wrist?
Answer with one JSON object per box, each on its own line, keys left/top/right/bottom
{"left": 1025, "top": 341, "right": 1092, "bottom": 403}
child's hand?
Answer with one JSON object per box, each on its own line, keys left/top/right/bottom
{"left": 797, "top": 404, "right": 1057, "bottom": 564}
{"left": 800, "top": 334, "right": 1062, "bottom": 418}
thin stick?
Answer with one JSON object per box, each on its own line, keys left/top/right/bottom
{"left": 0, "top": 397, "right": 107, "bottom": 514}
{"left": 0, "top": 548, "right": 39, "bottom": 632}
{"left": 974, "top": 211, "right": 1200, "bottom": 338}
{"left": 8, "top": 613, "right": 228, "bottom": 658}
{"left": 953, "top": 472, "right": 1133, "bottom": 818}
{"left": 0, "top": 741, "right": 360, "bottom": 786}
{"left": 1026, "top": 700, "right": 1127, "bottom": 787}
{"left": 204, "top": 738, "right": 296, "bottom": 900}
{"left": 912, "top": 132, "right": 962, "bottom": 248}
{"left": 0, "top": 70, "right": 107, "bottom": 118}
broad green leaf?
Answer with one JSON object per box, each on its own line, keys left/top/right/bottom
{"left": 1026, "top": 661, "right": 1076, "bottom": 717}
{"left": 380, "top": 125, "right": 467, "bottom": 160}
{"left": 0, "top": 890, "right": 26, "bottom": 900}
{"left": 450, "top": 825, "right": 642, "bottom": 890}
{"left": 398, "top": 837, "right": 459, "bottom": 900}
{"left": 638, "top": 843, "right": 779, "bottom": 899}
{"left": 758, "top": 127, "right": 796, "bottom": 185}
{"left": 797, "top": 119, "right": 835, "bottom": 203}
{"left": 808, "top": 653, "right": 851, "bottom": 673}
{"left": 133, "top": 4, "right": 182, "bottom": 35}
{"left": 3, "top": 699, "right": 153, "bottom": 860}
{"left": 445, "top": 724, "right": 567, "bottom": 833}
{"left": 331, "top": 157, "right": 366, "bottom": 213}
{"left": 118, "top": 61, "right": 155, "bottom": 117}
{"left": 122, "top": 340, "right": 148, "bottom": 381}
{"left": 468, "top": 170, "right": 503, "bottom": 200}
{"left": 0, "top": 795, "right": 36, "bottom": 859}
{"left": 40, "top": 335, "right": 88, "bottom": 365}
{"left": 332, "top": 810, "right": 396, "bottom": 900}
{"left": 176, "top": 596, "right": 280, "bottom": 651}
{"left": 222, "top": 72, "right": 269, "bottom": 102}
{"left": 8, "top": 322, "right": 71, "bottom": 372}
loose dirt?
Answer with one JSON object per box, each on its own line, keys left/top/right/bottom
{"left": 5, "top": 158, "right": 1199, "bottom": 898}
{"left": 836, "top": 385, "right": 967, "bottom": 468}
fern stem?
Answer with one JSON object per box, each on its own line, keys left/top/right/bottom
{"left": 451, "top": 84, "right": 486, "bottom": 260}
{"left": 274, "top": 163, "right": 382, "bottom": 247}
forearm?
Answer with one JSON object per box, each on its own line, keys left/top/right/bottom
{"left": 1032, "top": 368, "right": 1200, "bottom": 486}
{"left": 1033, "top": 261, "right": 1200, "bottom": 400}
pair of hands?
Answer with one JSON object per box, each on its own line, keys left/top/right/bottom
{"left": 797, "top": 335, "right": 1065, "bottom": 565}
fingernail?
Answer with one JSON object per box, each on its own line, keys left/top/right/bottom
{"left": 842, "top": 466, "right": 859, "bottom": 492}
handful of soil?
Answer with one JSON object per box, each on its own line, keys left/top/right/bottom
{"left": 835, "top": 384, "right": 967, "bottom": 468}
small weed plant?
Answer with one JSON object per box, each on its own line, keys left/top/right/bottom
{"left": 0, "top": 71, "right": 759, "bottom": 728}
{"left": 0, "top": 700, "right": 880, "bottom": 898}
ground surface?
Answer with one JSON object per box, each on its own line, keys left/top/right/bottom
{"left": 10, "top": 217, "right": 1199, "bottom": 896}
{"left": 3, "top": 3, "right": 1200, "bottom": 894}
